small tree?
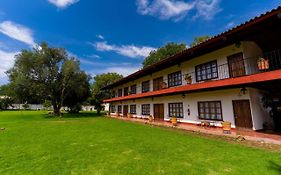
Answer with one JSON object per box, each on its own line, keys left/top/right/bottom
{"left": 190, "top": 36, "right": 211, "bottom": 47}
{"left": 90, "top": 73, "right": 123, "bottom": 115}
{"left": 142, "top": 42, "right": 186, "bottom": 68}
{"left": 43, "top": 100, "right": 52, "bottom": 110}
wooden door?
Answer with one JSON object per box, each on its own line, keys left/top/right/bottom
{"left": 227, "top": 53, "right": 246, "bottom": 78}
{"left": 232, "top": 100, "right": 253, "bottom": 129}
{"left": 123, "top": 105, "right": 128, "bottom": 117}
{"left": 153, "top": 77, "right": 164, "bottom": 91}
{"left": 153, "top": 104, "right": 164, "bottom": 120}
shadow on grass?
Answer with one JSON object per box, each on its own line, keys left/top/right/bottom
{"left": 44, "top": 112, "right": 106, "bottom": 119}
{"left": 269, "top": 161, "right": 281, "bottom": 174}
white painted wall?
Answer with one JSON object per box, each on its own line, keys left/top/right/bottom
{"left": 110, "top": 88, "right": 270, "bottom": 129}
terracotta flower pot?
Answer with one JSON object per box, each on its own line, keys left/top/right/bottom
{"left": 149, "top": 115, "right": 153, "bottom": 122}
{"left": 171, "top": 117, "right": 177, "bottom": 126}
{"left": 257, "top": 58, "right": 269, "bottom": 70}
{"left": 221, "top": 121, "right": 231, "bottom": 133}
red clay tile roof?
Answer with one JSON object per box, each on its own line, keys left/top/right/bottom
{"left": 102, "top": 6, "right": 281, "bottom": 90}
{"left": 104, "top": 69, "right": 281, "bottom": 102}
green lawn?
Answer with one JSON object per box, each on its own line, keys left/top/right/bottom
{"left": 0, "top": 111, "right": 280, "bottom": 175}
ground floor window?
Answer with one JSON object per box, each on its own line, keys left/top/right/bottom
{"left": 141, "top": 104, "right": 150, "bottom": 115}
{"left": 110, "top": 105, "right": 115, "bottom": 113}
{"left": 168, "top": 103, "right": 184, "bottom": 118}
{"left": 198, "top": 101, "right": 223, "bottom": 121}
{"left": 130, "top": 105, "right": 136, "bottom": 114}
{"left": 117, "top": 105, "right": 122, "bottom": 113}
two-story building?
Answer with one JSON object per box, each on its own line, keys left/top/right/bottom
{"left": 103, "top": 6, "right": 281, "bottom": 131}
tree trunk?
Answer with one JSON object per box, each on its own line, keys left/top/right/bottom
{"left": 97, "top": 108, "right": 101, "bottom": 115}
{"left": 52, "top": 100, "right": 61, "bottom": 116}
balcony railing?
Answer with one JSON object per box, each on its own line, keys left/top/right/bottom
{"left": 111, "top": 49, "right": 281, "bottom": 98}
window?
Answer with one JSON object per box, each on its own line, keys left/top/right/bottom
{"left": 130, "top": 105, "right": 136, "bottom": 114}
{"left": 168, "top": 103, "right": 184, "bottom": 118}
{"left": 124, "top": 87, "right": 129, "bottom": 96}
{"left": 153, "top": 77, "right": 164, "bottom": 91}
{"left": 141, "top": 104, "right": 150, "bottom": 115}
{"left": 118, "top": 89, "right": 122, "bottom": 97}
{"left": 195, "top": 60, "right": 218, "bottom": 82}
{"left": 117, "top": 105, "right": 122, "bottom": 113}
{"left": 198, "top": 101, "right": 223, "bottom": 121}
{"left": 130, "top": 84, "right": 137, "bottom": 94}
{"left": 142, "top": 80, "right": 150, "bottom": 93}
{"left": 112, "top": 90, "right": 116, "bottom": 98}
{"left": 110, "top": 105, "right": 115, "bottom": 113}
{"left": 168, "top": 71, "right": 182, "bottom": 87}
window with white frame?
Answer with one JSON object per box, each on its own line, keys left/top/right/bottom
{"left": 195, "top": 60, "right": 218, "bottom": 82}
{"left": 168, "top": 71, "right": 182, "bottom": 87}
{"left": 198, "top": 101, "right": 223, "bottom": 121}
{"left": 141, "top": 104, "right": 150, "bottom": 115}
{"left": 168, "top": 103, "right": 184, "bottom": 118}
{"left": 130, "top": 105, "right": 136, "bottom": 114}
{"left": 117, "top": 105, "right": 122, "bottom": 113}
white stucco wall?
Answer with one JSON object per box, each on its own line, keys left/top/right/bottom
{"left": 110, "top": 88, "right": 270, "bottom": 130}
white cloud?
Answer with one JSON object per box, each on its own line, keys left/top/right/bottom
{"left": 136, "top": 0, "right": 221, "bottom": 21}
{"left": 96, "top": 34, "right": 104, "bottom": 40}
{"left": 93, "top": 41, "right": 156, "bottom": 58}
{"left": 226, "top": 21, "right": 235, "bottom": 29}
{"left": 0, "top": 21, "right": 36, "bottom": 47}
{"left": 103, "top": 66, "right": 140, "bottom": 76}
{"left": 48, "top": 0, "right": 79, "bottom": 8}
{"left": 0, "top": 50, "right": 18, "bottom": 85}
{"left": 193, "top": 0, "right": 221, "bottom": 20}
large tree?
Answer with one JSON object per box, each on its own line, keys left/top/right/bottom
{"left": 7, "top": 43, "right": 90, "bottom": 115}
{"left": 90, "top": 73, "right": 123, "bottom": 114}
{"left": 142, "top": 42, "right": 186, "bottom": 68}
{"left": 190, "top": 36, "right": 211, "bottom": 47}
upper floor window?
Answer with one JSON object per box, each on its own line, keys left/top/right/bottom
{"left": 153, "top": 76, "right": 164, "bottom": 91}
{"left": 142, "top": 104, "right": 150, "bottom": 115}
{"left": 118, "top": 89, "right": 122, "bottom": 97}
{"left": 195, "top": 60, "right": 218, "bottom": 82}
{"left": 124, "top": 87, "right": 129, "bottom": 96}
{"left": 168, "top": 71, "right": 182, "bottom": 87}
{"left": 130, "top": 105, "right": 136, "bottom": 114}
{"left": 142, "top": 80, "right": 150, "bottom": 93}
{"left": 130, "top": 84, "right": 137, "bottom": 94}
{"left": 198, "top": 101, "right": 223, "bottom": 121}
{"left": 168, "top": 103, "right": 184, "bottom": 118}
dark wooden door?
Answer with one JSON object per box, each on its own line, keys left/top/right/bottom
{"left": 153, "top": 104, "right": 164, "bottom": 120}
{"left": 153, "top": 77, "right": 164, "bottom": 91}
{"left": 227, "top": 53, "right": 246, "bottom": 78}
{"left": 123, "top": 105, "right": 128, "bottom": 117}
{"left": 233, "top": 100, "right": 253, "bottom": 129}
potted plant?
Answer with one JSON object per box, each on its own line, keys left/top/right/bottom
{"left": 221, "top": 121, "right": 231, "bottom": 134}
{"left": 171, "top": 116, "right": 177, "bottom": 126}
{"left": 149, "top": 115, "right": 154, "bottom": 122}
{"left": 184, "top": 74, "right": 192, "bottom": 84}
{"left": 128, "top": 113, "right": 132, "bottom": 118}
{"left": 257, "top": 57, "right": 269, "bottom": 71}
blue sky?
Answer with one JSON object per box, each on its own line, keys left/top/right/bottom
{"left": 0, "top": 0, "right": 280, "bottom": 85}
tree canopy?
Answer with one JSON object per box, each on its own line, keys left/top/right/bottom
{"left": 7, "top": 43, "right": 90, "bottom": 115}
{"left": 89, "top": 73, "right": 123, "bottom": 114}
{"left": 190, "top": 36, "right": 211, "bottom": 47}
{"left": 142, "top": 42, "right": 186, "bottom": 68}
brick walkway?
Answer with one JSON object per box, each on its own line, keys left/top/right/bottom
{"left": 110, "top": 116, "right": 281, "bottom": 145}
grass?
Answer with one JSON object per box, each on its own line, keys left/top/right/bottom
{"left": 0, "top": 111, "right": 281, "bottom": 175}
